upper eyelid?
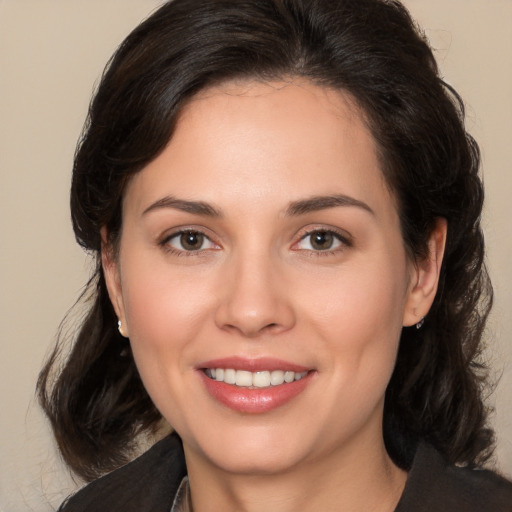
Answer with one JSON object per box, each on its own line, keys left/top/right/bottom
{"left": 289, "top": 228, "right": 353, "bottom": 256}
{"left": 295, "top": 226, "right": 352, "bottom": 243}
{"left": 160, "top": 229, "right": 221, "bottom": 256}
{"left": 300, "top": 228, "right": 348, "bottom": 239}
{"left": 160, "top": 226, "right": 216, "bottom": 243}
{"left": 157, "top": 225, "right": 352, "bottom": 249}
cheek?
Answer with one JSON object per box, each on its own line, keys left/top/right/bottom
{"left": 297, "top": 255, "right": 408, "bottom": 383}
{"left": 303, "top": 255, "right": 407, "bottom": 332}
{"left": 118, "top": 251, "right": 216, "bottom": 392}
{"left": 119, "top": 261, "right": 216, "bottom": 431}
{"left": 122, "top": 253, "right": 209, "bottom": 337}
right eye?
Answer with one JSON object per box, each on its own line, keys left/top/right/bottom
{"left": 296, "top": 230, "right": 344, "bottom": 252}
{"left": 163, "top": 230, "right": 218, "bottom": 253}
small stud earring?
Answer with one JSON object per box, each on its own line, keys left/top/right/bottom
{"left": 118, "top": 320, "right": 128, "bottom": 338}
{"left": 415, "top": 317, "right": 425, "bottom": 330}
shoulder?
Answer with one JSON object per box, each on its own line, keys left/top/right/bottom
{"left": 58, "top": 434, "right": 187, "bottom": 512}
{"left": 396, "top": 443, "right": 512, "bottom": 512}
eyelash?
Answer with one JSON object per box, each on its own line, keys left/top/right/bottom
{"left": 159, "top": 228, "right": 220, "bottom": 257}
{"left": 293, "top": 228, "right": 352, "bottom": 257}
{"left": 159, "top": 227, "right": 352, "bottom": 257}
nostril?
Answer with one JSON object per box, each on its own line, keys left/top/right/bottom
{"left": 214, "top": 287, "right": 296, "bottom": 337}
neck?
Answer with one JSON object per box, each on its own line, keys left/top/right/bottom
{"left": 183, "top": 430, "right": 407, "bottom": 512}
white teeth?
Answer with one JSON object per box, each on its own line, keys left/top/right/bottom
{"left": 224, "top": 368, "right": 236, "bottom": 384}
{"left": 270, "top": 370, "right": 284, "bottom": 385}
{"left": 205, "top": 368, "right": 308, "bottom": 388}
{"left": 253, "top": 371, "right": 271, "bottom": 388}
{"left": 235, "top": 370, "right": 253, "bottom": 387}
{"left": 284, "top": 371, "right": 295, "bottom": 383}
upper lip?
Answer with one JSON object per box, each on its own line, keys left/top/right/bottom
{"left": 197, "top": 356, "right": 310, "bottom": 373}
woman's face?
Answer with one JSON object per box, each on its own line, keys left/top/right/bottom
{"left": 105, "top": 81, "right": 440, "bottom": 477}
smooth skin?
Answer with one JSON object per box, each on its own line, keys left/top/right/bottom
{"left": 103, "top": 80, "right": 447, "bottom": 512}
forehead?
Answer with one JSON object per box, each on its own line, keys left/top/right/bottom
{"left": 125, "top": 80, "right": 395, "bottom": 220}
{"left": 182, "top": 79, "right": 370, "bottom": 154}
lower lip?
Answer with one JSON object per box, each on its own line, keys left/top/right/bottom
{"left": 199, "top": 371, "right": 313, "bottom": 414}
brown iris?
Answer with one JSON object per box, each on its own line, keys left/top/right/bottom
{"left": 309, "top": 231, "right": 335, "bottom": 250}
{"left": 180, "top": 231, "right": 204, "bottom": 250}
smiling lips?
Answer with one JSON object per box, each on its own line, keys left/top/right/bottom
{"left": 199, "top": 358, "right": 314, "bottom": 413}
{"left": 204, "top": 368, "right": 309, "bottom": 388}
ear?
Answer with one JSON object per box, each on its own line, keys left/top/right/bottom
{"left": 403, "top": 218, "right": 447, "bottom": 327}
{"left": 101, "top": 227, "right": 128, "bottom": 336}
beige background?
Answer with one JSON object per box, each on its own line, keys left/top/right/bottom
{"left": 0, "top": 1, "right": 510, "bottom": 510}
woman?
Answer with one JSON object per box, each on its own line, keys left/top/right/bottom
{"left": 38, "top": 0, "right": 512, "bottom": 510}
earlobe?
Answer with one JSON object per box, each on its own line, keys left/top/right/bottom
{"left": 101, "top": 227, "right": 128, "bottom": 335}
{"left": 403, "top": 218, "right": 447, "bottom": 327}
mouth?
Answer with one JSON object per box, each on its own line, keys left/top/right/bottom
{"left": 203, "top": 368, "right": 309, "bottom": 388}
{"left": 198, "top": 357, "right": 314, "bottom": 413}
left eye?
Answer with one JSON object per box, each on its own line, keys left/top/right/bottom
{"left": 296, "top": 230, "right": 345, "bottom": 251}
{"left": 165, "top": 230, "right": 217, "bottom": 252}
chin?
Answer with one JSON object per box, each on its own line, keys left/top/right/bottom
{"left": 209, "top": 443, "right": 307, "bottom": 476}
{"left": 182, "top": 421, "right": 315, "bottom": 476}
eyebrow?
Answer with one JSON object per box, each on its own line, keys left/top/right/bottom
{"left": 285, "top": 194, "right": 374, "bottom": 216}
{"left": 142, "top": 193, "right": 373, "bottom": 218}
{"left": 142, "top": 196, "right": 222, "bottom": 217}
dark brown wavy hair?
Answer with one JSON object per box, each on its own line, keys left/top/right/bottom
{"left": 38, "top": 0, "right": 494, "bottom": 482}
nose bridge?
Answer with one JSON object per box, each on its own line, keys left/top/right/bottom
{"left": 215, "top": 245, "right": 295, "bottom": 337}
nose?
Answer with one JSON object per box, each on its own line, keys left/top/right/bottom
{"left": 214, "top": 251, "right": 296, "bottom": 338}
